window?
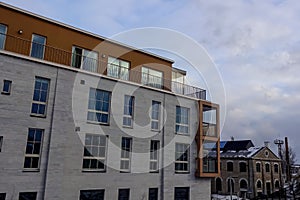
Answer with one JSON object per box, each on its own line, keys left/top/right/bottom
{"left": 30, "top": 34, "right": 46, "bottom": 59}
{"left": 149, "top": 188, "right": 158, "bottom": 200}
{"left": 31, "top": 77, "right": 50, "bottom": 116}
{"left": 257, "top": 180, "right": 262, "bottom": 189}
{"left": 202, "top": 141, "right": 218, "bottom": 173}
{"left": 274, "top": 163, "right": 279, "bottom": 173}
{"left": 142, "top": 67, "right": 163, "bottom": 89}
{"left": 2, "top": 80, "right": 12, "bottom": 95}
{"left": 174, "top": 187, "right": 189, "bottom": 200}
{"left": 82, "top": 134, "right": 107, "bottom": 171}
{"left": 0, "top": 24, "right": 7, "bottom": 49}
{"left": 151, "top": 101, "right": 160, "bottom": 130}
{"left": 275, "top": 180, "right": 280, "bottom": 189}
{"left": 175, "top": 143, "right": 189, "bottom": 173}
{"left": 150, "top": 140, "right": 159, "bottom": 172}
{"left": 240, "top": 179, "right": 248, "bottom": 190}
{"left": 175, "top": 106, "right": 189, "bottom": 134}
{"left": 227, "top": 162, "right": 233, "bottom": 172}
{"left": 256, "top": 163, "right": 261, "bottom": 172}
{"left": 227, "top": 179, "right": 234, "bottom": 193}
{"left": 123, "top": 95, "right": 134, "bottom": 127}
{"left": 80, "top": 189, "right": 105, "bottom": 200}
{"left": 19, "top": 192, "right": 37, "bottom": 200}
{"left": 265, "top": 163, "right": 270, "bottom": 173}
{"left": 120, "top": 137, "right": 132, "bottom": 172}
{"left": 216, "top": 177, "right": 222, "bottom": 192}
{"left": 107, "top": 57, "right": 129, "bottom": 80}
{"left": 172, "top": 70, "right": 185, "bottom": 94}
{"left": 87, "top": 88, "right": 111, "bottom": 124}
{"left": 239, "top": 162, "right": 247, "bottom": 172}
{"left": 118, "top": 189, "right": 130, "bottom": 200}
{"left": 71, "top": 46, "right": 98, "bottom": 72}
{"left": 0, "top": 193, "right": 5, "bottom": 200}
{"left": 0, "top": 136, "right": 3, "bottom": 152}
{"left": 202, "top": 105, "right": 217, "bottom": 137}
{"left": 23, "top": 128, "right": 43, "bottom": 169}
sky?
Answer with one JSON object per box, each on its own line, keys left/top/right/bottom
{"left": 3, "top": 0, "right": 300, "bottom": 161}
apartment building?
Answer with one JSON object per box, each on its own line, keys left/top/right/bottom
{"left": 0, "top": 3, "right": 220, "bottom": 200}
{"left": 211, "top": 140, "right": 282, "bottom": 199}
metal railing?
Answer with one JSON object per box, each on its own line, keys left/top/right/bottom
{"left": 1, "top": 33, "right": 206, "bottom": 100}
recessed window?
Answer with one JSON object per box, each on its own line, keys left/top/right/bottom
{"left": 107, "top": 57, "right": 129, "bottom": 80}
{"left": 151, "top": 101, "right": 160, "bottom": 131}
{"left": 80, "top": 189, "right": 105, "bottom": 200}
{"left": 123, "top": 95, "right": 134, "bottom": 127}
{"left": 31, "top": 77, "right": 50, "bottom": 117}
{"left": 174, "top": 187, "right": 189, "bottom": 200}
{"left": 23, "top": 129, "right": 43, "bottom": 170}
{"left": 19, "top": 192, "right": 37, "bottom": 200}
{"left": 120, "top": 137, "right": 132, "bottom": 172}
{"left": 0, "top": 136, "right": 3, "bottom": 152}
{"left": 175, "top": 143, "right": 189, "bottom": 173}
{"left": 150, "top": 140, "right": 159, "bottom": 172}
{"left": 175, "top": 106, "right": 189, "bottom": 134}
{"left": 87, "top": 88, "right": 111, "bottom": 124}
{"left": 274, "top": 163, "right": 279, "bottom": 173}
{"left": 239, "top": 162, "right": 247, "bottom": 172}
{"left": 227, "top": 161, "right": 233, "bottom": 172}
{"left": 82, "top": 134, "right": 107, "bottom": 171}
{"left": 2, "top": 80, "right": 12, "bottom": 95}
{"left": 265, "top": 163, "right": 270, "bottom": 173}
{"left": 71, "top": 46, "right": 98, "bottom": 72}
{"left": 141, "top": 67, "right": 163, "bottom": 89}
{"left": 118, "top": 188, "right": 130, "bottom": 200}
{"left": 0, "top": 24, "right": 7, "bottom": 50}
{"left": 30, "top": 34, "right": 46, "bottom": 59}
{"left": 149, "top": 188, "right": 158, "bottom": 200}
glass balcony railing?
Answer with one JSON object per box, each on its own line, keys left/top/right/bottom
{"left": 0, "top": 33, "right": 206, "bottom": 100}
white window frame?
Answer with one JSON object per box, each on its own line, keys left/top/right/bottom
{"left": 23, "top": 128, "right": 44, "bottom": 170}
{"left": 150, "top": 140, "right": 159, "bottom": 172}
{"left": 123, "top": 95, "right": 134, "bottom": 128}
{"left": 0, "top": 24, "right": 7, "bottom": 50}
{"left": 31, "top": 77, "right": 50, "bottom": 117}
{"left": 141, "top": 66, "right": 163, "bottom": 89}
{"left": 120, "top": 137, "right": 132, "bottom": 172}
{"left": 71, "top": 46, "right": 98, "bottom": 72}
{"left": 107, "top": 56, "right": 130, "bottom": 80}
{"left": 87, "top": 88, "right": 111, "bottom": 125}
{"left": 175, "top": 106, "right": 189, "bottom": 134}
{"left": 30, "top": 34, "right": 46, "bottom": 59}
{"left": 175, "top": 143, "right": 189, "bottom": 173}
{"left": 151, "top": 101, "right": 161, "bottom": 131}
{"left": 82, "top": 134, "right": 107, "bottom": 171}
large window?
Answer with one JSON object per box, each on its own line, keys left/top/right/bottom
{"left": 107, "top": 57, "right": 129, "bottom": 80}
{"left": 275, "top": 180, "right": 280, "bottom": 189}
{"left": 19, "top": 192, "right": 37, "bottom": 200}
{"left": 118, "top": 189, "right": 130, "bottom": 200}
{"left": 150, "top": 140, "right": 159, "bottom": 172}
{"left": 82, "top": 134, "right": 107, "bottom": 171}
{"left": 141, "top": 67, "right": 163, "bottom": 89}
{"left": 151, "top": 101, "right": 160, "bottom": 131}
{"left": 227, "top": 161, "right": 233, "bottom": 172}
{"left": 174, "top": 187, "right": 189, "bottom": 200}
{"left": 31, "top": 77, "right": 50, "bottom": 117}
{"left": 148, "top": 188, "right": 158, "bottom": 200}
{"left": 175, "top": 106, "right": 189, "bottom": 134}
{"left": 87, "top": 88, "right": 111, "bottom": 124}
{"left": 265, "top": 163, "right": 270, "bottom": 173}
{"left": 23, "top": 128, "right": 43, "bottom": 169}
{"left": 202, "top": 105, "right": 217, "bottom": 137}
{"left": 274, "top": 163, "right": 279, "bottom": 173}
{"left": 202, "top": 141, "right": 218, "bottom": 173}
{"left": 123, "top": 95, "right": 134, "bottom": 127}
{"left": 256, "top": 162, "right": 261, "bottom": 172}
{"left": 71, "top": 46, "right": 98, "bottom": 72}
{"left": 175, "top": 143, "right": 189, "bottom": 173}
{"left": 120, "top": 137, "right": 132, "bottom": 172}
{"left": 240, "top": 179, "right": 248, "bottom": 190}
{"left": 80, "top": 189, "right": 105, "bottom": 200}
{"left": 216, "top": 177, "right": 222, "bottom": 192}
{"left": 30, "top": 34, "right": 46, "bottom": 59}
{"left": 257, "top": 180, "right": 262, "bottom": 189}
{"left": 0, "top": 24, "right": 7, "bottom": 50}
{"left": 239, "top": 162, "right": 247, "bottom": 172}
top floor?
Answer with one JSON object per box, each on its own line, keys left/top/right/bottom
{"left": 0, "top": 2, "right": 206, "bottom": 100}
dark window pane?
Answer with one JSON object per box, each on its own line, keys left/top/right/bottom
{"left": 80, "top": 190, "right": 105, "bottom": 200}
{"left": 149, "top": 188, "right": 158, "bottom": 200}
{"left": 19, "top": 192, "right": 37, "bottom": 200}
{"left": 118, "top": 189, "right": 130, "bottom": 200}
{"left": 0, "top": 193, "right": 6, "bottom": 200}
{"left": 174, "top": 187, "right": 189, "bottom": 200}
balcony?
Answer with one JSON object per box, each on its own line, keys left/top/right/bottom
{"left": 0, "top": 33, "right": 206, "bottom": 100}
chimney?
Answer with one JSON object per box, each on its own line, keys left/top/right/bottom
{"left": 264, "top": 141, "right": 270, "bottom": 148}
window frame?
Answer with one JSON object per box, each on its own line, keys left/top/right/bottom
{"left": 2, "top": 79, "right": 12, "bottom": 95}
{"left": 120, "top": 137, "right": 132, "bottom": 172}
{"left": 23, "top": 128, "right": 44, "bottom": 171}
{"left": 148, "top": 188, "right": 158, "bottom": 200}
{"left": 118, "top": 188, "right": 130, "bottom": 200}
{"left": 175, "top": 143, "right": 190, "bottom": 173}
{"left": 141, "top": 66, "right": 163, "bottom": 89}
{"left": 149, "top": 140, "right": 159, "bottom": 173}
{"left": 87, "top": 88, "right": 111, "bottom": 125}
{"left": 30, "top": 34, "right": 46, "bottom": 59}
{"left": 256, "top": 179, "right": 262, "bottom": 189}
{"left": 123, "top": 95, "right": 134, "bottom": 128}
{"left": 82, "top": 134, "right": 108, "bottom": 172}
{"left": 19, "top": 192, "right": 37, "bottom": 200}
{"left": 0, "top": 23, "right": 7, "bottom": 50}
{"left": 71, "top": 46, "right": 98, "bottom": 73}
{"left": 79, "top": 189, "right": 105, "bottom": 200}
{"left": 30, "top": 77, "right": 50, "bottom": 117}
{"left": 175, "top": 106, "right": 189, "bottom": 135}
{"left": 265, "top": 162, "right": 270, "bottom": 173}
{"left": 274, "top": 163, "right": 279, "bottom": 173}
{"left": 151, "top": 101, "right": 161, "bottom": 131}
{"left": 174, "top": 187, "right": 189, "bottom": 200}
{"left": 107, "top": 56, "right": 130, "bottom": 80}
